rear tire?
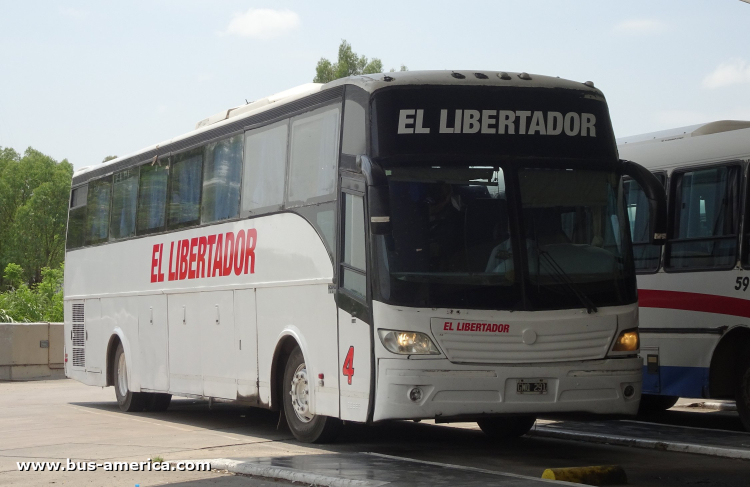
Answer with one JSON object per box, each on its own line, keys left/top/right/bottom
{"left": 282, "top": 346, "right": 341, "bottom": 443}
{"left": 736, "top": 359, "right": 750, "bottom": 431}
{"left": 477, "top": 416, "right": 536, "bottom": 439}
{"left": 638, "top": 394, "right": 679, "bottom": 415}
{"left": 113, "top": 343, "right": 146, "bottom": 412}
{"left": 146, "top": 393, "right": 172, "bottom": 412}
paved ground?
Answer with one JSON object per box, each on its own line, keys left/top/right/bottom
{"left": 1, "top": 379, "right": 749, "bottom": 486}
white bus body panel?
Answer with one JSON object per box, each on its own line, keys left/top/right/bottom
{"left": 64, "top": 213, "right": 339, "bottom": 416}
{"left": 371, "top": 301, "right": 642, "bottom": 420}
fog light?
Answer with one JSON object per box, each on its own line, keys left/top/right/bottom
{"left": 624, "top": 385, "right": 635, "bottom": 398}
{"left": 409, "top": 387, "right": 423, "bottom": 402}
{"left": 612, "top": 328, "right": 639, "bottom": 352}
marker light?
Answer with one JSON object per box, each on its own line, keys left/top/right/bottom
{"left": 378, "top": 330, "right": 440, "bottom": 355}
{"left": 612, "top": 329, "right": 640, "bottom": 352}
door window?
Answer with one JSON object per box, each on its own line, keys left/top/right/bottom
{"left": 341, "top": 192, "right": 366, "bottom": 298}
{"left": 667, "top": 165, "right": 740, "bottom": 270}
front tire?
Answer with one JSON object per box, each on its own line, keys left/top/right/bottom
{"left": 282, "top": 346, "right": 341, "bottom": 443}
{"left": 477, "top": 416, "right": 536, "bottom": 439}
{"left": 736, "top": 359, "right": 750, "bottom": 431}
{"left": 113, "top": 343, "right": 146, "bottom": 412}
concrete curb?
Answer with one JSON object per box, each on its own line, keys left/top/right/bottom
{"left": 531, "top": 427, "right": 750, "bottom": 460}
{"left": 686, "top": 401, "right": 737, "bottom": 411}
{"left": 204, "top": 458, "right": 389, "bottom": 487}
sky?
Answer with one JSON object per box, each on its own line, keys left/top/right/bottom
{"left": 1, "top": 0, "right": 749, "bottom": 169}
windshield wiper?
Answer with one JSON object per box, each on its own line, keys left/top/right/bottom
{"left": 537, "top": 249, "right": 598, "bottom": 314}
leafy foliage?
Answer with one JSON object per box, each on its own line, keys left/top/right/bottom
{"left": 0, "top": 147, "right": 72, "bottom": 286}
{"left": 313, "top": 40, "right": 406, "bottom": 83}
{"left": 0, "top": 262, "right": 64, "bottom": 322}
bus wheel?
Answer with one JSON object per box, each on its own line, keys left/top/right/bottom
{"left": 737, "top": 359, "right": 750, "bottom": 431}
{"left": 477, "top": 416, "right": 536, "bottom": 439}
{"left": 638, "top": 394, "right": 679, "bottom": 415}
{"left": 146, "top": 393, "right": 172, "bottom": 412}
{"left": 113, "top": 343, "right": 146, "bottom": 412}
{"left": 282, "top": 346, "right": 341, "bottom": 443}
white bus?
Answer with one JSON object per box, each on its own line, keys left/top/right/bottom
{"left": 618, "top": 121, "right": 750, "bottom": 430}
{"left": 64, "top": 70, "right": 665, "bottom": 443}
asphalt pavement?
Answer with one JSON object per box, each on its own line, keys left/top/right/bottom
{"left": 1, "top": 379, "right": 749, "bottom": 487}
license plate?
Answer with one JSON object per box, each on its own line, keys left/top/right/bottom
{"left": 516, "top": 379, "right": 548, "bottom": 395}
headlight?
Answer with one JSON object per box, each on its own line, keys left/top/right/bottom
{"left": 612, "top": 328, "right": 639, "bottom": 352}
{"left": 378, "top": 330, "right": 441, "bottom": 355}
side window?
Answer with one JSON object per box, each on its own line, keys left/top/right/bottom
{"left": 168, "top": 150, "right": 203, "bottom": 229}
{"left": 66, "top": 185, "right": 87, "bottom": 249}
{"left": 341, "top": 99, "right": 366, "bottom": 155}
{"left": 623, "top": 173, "right": 664, "bottom": 272}
{"left": 242, "top": 121, "right": 288, "bottom": 214}
{"left": 136, "top": 162, "right": 169, "bottom": 235}
{"left": 287, "top": 105, "right": 341, "bottom": 206}
{"left": 667, "top": 165, "right": 740, "bottom": 270}
{"left": 84, "top": 177, "right": 112, "bottom": 246}
{"left": 202, "top": 135, "right": 242, "bottom": 223}
{"left": 110, "top": 168, "right": 139, "bottom": 240}
{"left": 341, "top": 191, "right": 367, "bottom": 298}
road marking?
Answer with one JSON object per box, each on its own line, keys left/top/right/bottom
{"left": 364, "top": 452, "right": 576, "bottom": 485}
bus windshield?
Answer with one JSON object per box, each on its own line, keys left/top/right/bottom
{"left": 375, "top": 165, "right": 636, "bottom": 311}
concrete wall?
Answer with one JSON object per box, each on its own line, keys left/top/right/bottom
{"left": 0, "top": 323, "right": 64, "bottom": 380}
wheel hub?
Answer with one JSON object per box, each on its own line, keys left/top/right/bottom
{"left": 289, "top": 363, "right": 313, "bottom": 423}
{"left": 117, "top": 352, "right": 128, "bottom": 397}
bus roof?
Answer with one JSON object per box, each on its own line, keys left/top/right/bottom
{"left": 617, "top": 120, "right": 750, "bottom": 170}
{"left": 74, "top": 70, "right": 601, "bottom": 179}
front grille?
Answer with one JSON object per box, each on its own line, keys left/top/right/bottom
{"left": 431, "top": 317, "right": 616, "bottom": 364}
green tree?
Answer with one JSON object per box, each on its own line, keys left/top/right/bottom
{"left": 102, "top": 155, "right": 117, "bottom": 163}
{"left": 0, "top": 262, "right": 64, "bottom": 322}
{"left": 0, "top": 147, "right": 73, "bottom": 286}
{"left": 313, "top": 40, "right": 405, "bottom": 83}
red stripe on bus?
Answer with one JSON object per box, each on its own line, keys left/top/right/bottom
{"left": 639, "top": 289, "right": 750, "bottom": 318}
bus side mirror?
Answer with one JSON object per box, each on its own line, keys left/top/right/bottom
{"left": 359, "top": 155, "right": 392, "bottom": 235}
{"left": 620, "top": 159, "right": 667, "bottom": 245}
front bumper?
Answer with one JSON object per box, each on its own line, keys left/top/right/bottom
{"left": 373, "top": 356, "right": 641, "bottom": 421}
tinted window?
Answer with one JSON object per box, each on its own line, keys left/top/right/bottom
{"left": 623, "top": 174, "right": 664, "bottom": 272}
{"left": 243, "top": 122, "right": 288, "bottom": 213}
{"left": 667, "top": 165, "right": 739, "bottom": 270}
{"left": 202, "top": 135, "right": 242, "bottom": 223}
{"left": 137, "top": 162, "right": 169, "bottom": 235}
{"left": 66, "top": 185, "right": 87, "bottom": 250}
{"left": 168, "top": 151, "right": 202, "bottom": 229}
{"left": 288, "top": 106, "right": 340, "bottom": 206}
{"left": 84, "top": 177, "right": 112, "bottom": 245}
{"left": 110, "top": 168, "right": 138, "bottom": 240}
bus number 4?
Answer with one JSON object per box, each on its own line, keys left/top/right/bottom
{"left": 342, "top": 346, "right": 354, "bottom": 385}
